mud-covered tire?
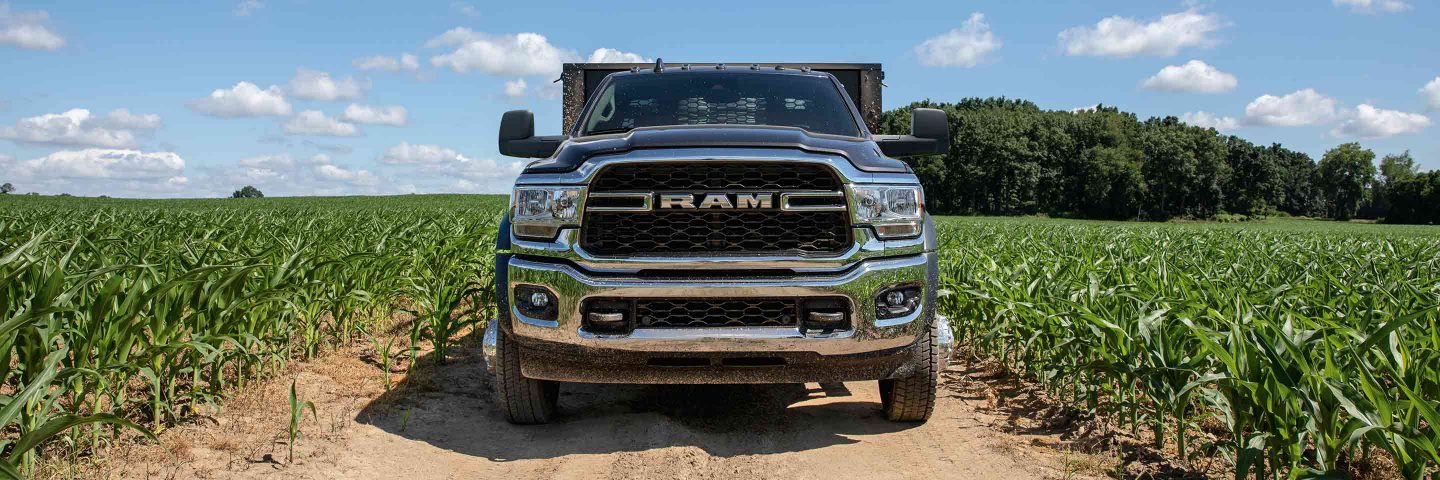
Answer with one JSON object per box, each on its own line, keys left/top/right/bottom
{"left": 879, "top": 319, "right": 939, "bottom": 422}
{"left": 494, "top": 328, "right": 558, "bottom": 424}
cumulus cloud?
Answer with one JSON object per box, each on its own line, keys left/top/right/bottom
{"left": 1059, "top": 9, "right": 1222, "bottom": 58}
{"left": 1421, "top": 77, "right": 1440, "bottom": 111}
{"left": 285, "top": 69, "right": 367, "bottom": 101}
{"left": 188, "top": 82, "right": 293, "bottom": 118}
{"left": 1332, "top": 104, "right": 1430, "bottom": 139}
{"left": 503, "top": 79, "right": 527, "bottom": 99}
{"left": 1333, "top": 0, "right": 1411, "bottom": 13}
{"left": 453, "top": 2, "right": 479, "bottom": 17}
{"left": 379, "top": 142, "right": 465, "bottom": 165}
{"left": 341, "top": 104, "right": 407, "bottom": 126}
{"left": 427, "top": 29, "right": 577, "bottom": 76}
{"left": 915, "top": 13, "right": 1002, "bottom": 68}
{"left": 353, "top": 53, "right": 420, "bottom": 72}
{"left": 233, "top": 0, "right": 263, "bottom": 17}
{"left": 0, "top": 108, "right": 162, "bottom": 148}
{"left": 284, "top": 111, "right": 360, "bottom": 136}
{"left": 237, "top": 153, "right": 295, "bottom": 171}
{"left": 1142, "top": 60, "right": 1237, "bottom": 93}
{"left": 0, "top": 3, "right": 65, "bottom": 50}
{"left": 9, "top": 149, "right": 184, "bottom": 180}
{"left": 1181, "top": 111, "right": 1241, "bottom": 131}
{"left": 379, "top": 141, "right": 526, "bottom": 193}
{"left": 587, "top": 48, "right": 647, "bottom": 63}
{"left": 1243, "top": 89, "right": 1340, "bottom": 126}
{"left": 314, "top": 163, "right": 380, "bottom": 186}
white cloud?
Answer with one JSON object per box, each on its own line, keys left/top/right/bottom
{"left": 379, "top": 141, "right": 527, "bottom": 193}
{"left": 380, "top": 142, "right": 465, "bottom": 165}
{"left": 285, "top": 68, "right": 367, "bottom": 101}
{"left": 915, "top": 13, "right": 1002, "bottom": 68}
{"left": 1421, "top": 77, "right": 1440, "bottom": 111}
{"left": 503, "top": 78, "right": 527, "bottom": 98}
{"left": 353, "top": 53, "right": 420, "bottom": 72}
{"left": 314, "top": 163, "right": 380, "bottom": 186}
{"left": 9, "top": 149, "right": 184, "bottom": 180}
{"left": 233, "top": 0, "right": 263, "bottom": 17}
{"left": 342, "top": 104, "right": 407, "bottom": 126}
{"left": 1332, "top": 104, "right": 1430, "bottom": 139}
{"left": 427, "top": 29, "right": 578, "bottom": 76}
{"left": 1333, "top": 0, "right": 1411, "bottom": 13}
{"left": 284, "top": 111, "right": 360, "bottom": 136}
{"left": 188, "top": 82, "right": 293, "bottom": 118}
{"left": 1142, "top": 60, "right": 1237, "bottom": 93}
{"left": 97, "top": 109, "right": 163, "bottom": 130}
{"left": 237, "top": 153, "right": 295, "bottom": 171}
{"left": 0, "top": 3, "right": 65, "bottom": 50}
{"left": 586, "top": 48, "right": 648, "bottom": 63}
{"left": 1181, "top": 111, "right": 1241, "bottom": 131}
{"left": 1243, "top": 89, "right": 1340, "bottom": 126}
{"left": 1059, "top": 9, "right": 1222, "bottom": 58}
{"left": 0, "top": 108, "right": 163, "bottom": 148}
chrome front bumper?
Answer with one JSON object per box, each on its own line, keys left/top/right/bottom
{"left": 488, "top": 252, "right": 942, "bottom": 382}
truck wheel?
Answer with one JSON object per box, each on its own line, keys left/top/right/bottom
{"left": 879, "top": 320, "right": 939, "bottom": 422}
{"left": 494, "top": 328, "right": 559, "bottom": 424}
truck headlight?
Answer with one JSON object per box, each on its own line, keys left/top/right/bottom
{"left": 849, "top": 185, "right": 923, "bottom": 238}
{"left": 511, "top": 186, "right": 583, "bottom": 240}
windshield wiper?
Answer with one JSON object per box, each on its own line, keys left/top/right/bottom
{"left": 584, "top": 127, "right": 633, "bottom": 136}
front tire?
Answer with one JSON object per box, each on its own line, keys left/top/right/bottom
{"left": 494, "top": 328, "right": 559, "bottom": 424}
{"left": 879, "top": 319, "right": 939, "bottom": 422}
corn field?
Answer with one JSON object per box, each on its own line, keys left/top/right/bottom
{"left": 937, "top": 217, "right": 1440, "bottom": 479}
{"left": 0, "top": 195, "right": 505, "bottom": 477}
{"left": 4, "top": 195, "right": 1438, "bottom": 479}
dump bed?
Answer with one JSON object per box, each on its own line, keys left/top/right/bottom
{"left": 560, "top": 62, "right": 883, "bottom": 134}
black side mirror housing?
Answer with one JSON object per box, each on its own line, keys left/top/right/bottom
{"left": 499, "top": 110, "right": 567, "bottom": 158}
{"left": 875, "top": 108, "right": 950, "bottom": 157}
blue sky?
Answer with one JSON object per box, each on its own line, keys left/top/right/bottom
{"left": 1, "top": 0, "right": 1436, "bottom": 197}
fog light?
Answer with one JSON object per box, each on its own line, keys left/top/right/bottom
{"left": 877, "top": 286, "right": 921, "bottom": 319}
{"left": 884, "top": 290, "right": 906, "bottom": 307}
{"left": 514, "top": 285, "right": 558, "bottom": 321}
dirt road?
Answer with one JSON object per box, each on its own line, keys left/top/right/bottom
{"left": 106, "top": 340, "right": 1112, "bottom": 480}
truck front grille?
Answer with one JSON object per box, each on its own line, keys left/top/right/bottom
{"left": 582, "top": 210, "right": 849, "bottom": 256}
{"left": 582, "top": 162, "right": 851, "bottom": 256}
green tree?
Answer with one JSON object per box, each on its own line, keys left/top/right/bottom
{"left": 1317, "top": 143, "right": 1376, "bottom": 220}
{"left": 1367, "top": 151, "right": 1418, "bottom": 218}
{"left": 231, "top": 185, "right": 265, "bottom": 198}
{"left": 0, "top": 182, "right": 13, "bottom": 194}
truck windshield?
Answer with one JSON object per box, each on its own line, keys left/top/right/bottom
{"left": 580, "top": 72, "right": 862, "bottom": 138}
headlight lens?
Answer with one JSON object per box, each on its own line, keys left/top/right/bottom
{"left": 850, "top": 185, "right": 924, "bottom": 238}
{"left": 511, "top": 186, "right": 582, "bottom": 240}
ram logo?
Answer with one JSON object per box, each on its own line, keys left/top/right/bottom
{"left": 657, "top": 193, "right": 775, "bottom": 209}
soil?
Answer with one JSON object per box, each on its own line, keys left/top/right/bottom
{"left": 84, "top": 336, "right": 1147, "bottom": 480}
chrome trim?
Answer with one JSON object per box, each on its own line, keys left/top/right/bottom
{"left": 505, "top": 253, "right": 933, "bottom": 356}
{"left": 482, "top": 321, "right": 498, "bottom": 374}
{"left": 513, "top": 148, "right": 920, "bottom": 186}
{"left": 585, "top": 192, "right": 652, "bottom": 212}
{"left": 779, "top": 191, "right": 847, "bottom": 211}
{"left": 512, "top": 227, "right": 925, "bottom": 273}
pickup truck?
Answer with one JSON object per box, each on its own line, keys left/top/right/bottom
{"left": 483, "top": 61, "right": 953, "bottom": 424}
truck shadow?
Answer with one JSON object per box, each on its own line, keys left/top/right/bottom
{"left": 355, "top": 337, "right": 918, "bottom": 461}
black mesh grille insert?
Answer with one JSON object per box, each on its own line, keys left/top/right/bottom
{"left": 590, "top": 162, "right": 840, "bottom": 192}
{"left": 583, "top": 162, "right": 850, "bottom": 256}
{"left": 635, "top": 298, "right": 798, "bottom": 328}
{"left": 582, "top": 211, "right": 849, "bottom": 256}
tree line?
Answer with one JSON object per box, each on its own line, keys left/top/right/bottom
{"left": 880, "top": 99, "right": 1438, "bottom": 224}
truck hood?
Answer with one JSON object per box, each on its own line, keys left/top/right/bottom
{"left": 521, "top": 125, "right": 911, "bottom": 174}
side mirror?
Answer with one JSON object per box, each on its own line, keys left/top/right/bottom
{"left": 499, "top": 110, "right": 567, "bottom": 158}
{"left": 875, "top": 108, "right": 950, "bottom": 157}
